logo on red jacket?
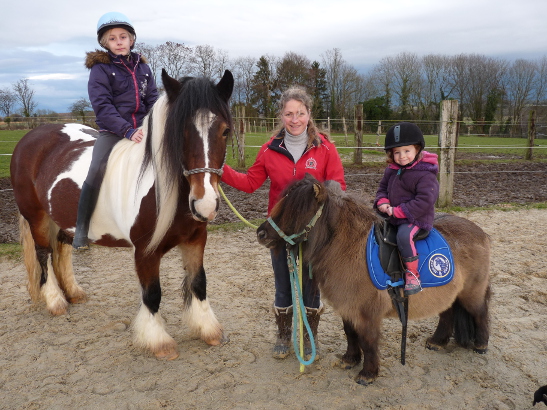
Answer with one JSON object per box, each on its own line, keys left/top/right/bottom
{"left": 305, "top": 157, "right": 317, "bottom": 170}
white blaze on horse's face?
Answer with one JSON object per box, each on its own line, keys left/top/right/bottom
{"left": 189, "top": 109, "right": 220, "bottom": 222}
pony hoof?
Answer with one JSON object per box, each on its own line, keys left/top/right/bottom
{"left": 474, "top": 346, "right": 488, "bottom": 354}
{"left": 339, "top": 359, "right": 359, "bottom": 370}
{"left": 426, "top": 341, "right": 442, "bottom": 351}
{"left": 67, "top": 293, "right": 87, "bottom": 304}
{"left": 155, "top": 349, "right": 179, "bottom": 360}
{"left": 355, "top": 376, "right": 374, "bottom": 386}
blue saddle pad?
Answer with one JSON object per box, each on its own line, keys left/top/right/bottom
{"left": 366, "top": 227, "right": 454, "bottom": 290}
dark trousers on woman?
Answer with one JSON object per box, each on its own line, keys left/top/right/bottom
{"left": 270, "top": 246, "right": 320, "bottom": 309}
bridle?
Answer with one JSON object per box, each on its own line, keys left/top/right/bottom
{"left": 182, "top": 152, "right": 226, "bottom": 177}
{"left": 266, "top": 203, "right": 324, "bottom": 245}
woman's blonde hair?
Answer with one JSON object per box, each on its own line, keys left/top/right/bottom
{"left": 99, "top": 28, "right": 135, "bottom": 51}
{"left": 274, "top": 86, "right": 331, "bottom": 145}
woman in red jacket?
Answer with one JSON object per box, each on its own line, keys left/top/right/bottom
{"left": 222, "top": 86, "right": 346, "bottom": 360}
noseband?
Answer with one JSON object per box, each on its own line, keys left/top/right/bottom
{"left": 183, "top": 152, "right": 226, "bottom": 177}
{"left": 267, "top": 203, "right": 324, "bottom": 246}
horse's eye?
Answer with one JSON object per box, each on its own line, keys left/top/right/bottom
{"left": 222, "top": 128, "right": 231, "bottom": 137}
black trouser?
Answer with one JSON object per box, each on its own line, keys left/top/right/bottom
{"left": 85, "top": 131, "right": 122, "bottom": 189}
{"left": 271, "top": 246, "right": 320, "bottom": 309}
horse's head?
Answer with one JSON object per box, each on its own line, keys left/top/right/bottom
{"left": 160, "top": 69, "right": 234, "bottom": 222}
{"left": 257, "top": 174, "right": 329, "bottom": 248}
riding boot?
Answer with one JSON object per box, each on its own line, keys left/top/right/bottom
{"left": 403, "top": 256, "right": 422, "bottom": 296}
{"left": 73, "top": 182, "right": 100, "bottom": 251}
{"left": 304, "top": 302, "right": 325, "bottom": 361}
{"left": 272, "top": 305, "right": 293, "bottom": 359}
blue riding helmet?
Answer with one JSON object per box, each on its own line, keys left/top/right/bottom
{"left": 96, "top": 12, "right": 136, "bottom": 48}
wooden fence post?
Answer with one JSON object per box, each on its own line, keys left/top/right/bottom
{"left": 342, "top": 117, "right": 348, "bottom": 146}
{"left": 376, "top": 120, "right": 382, "bottom": 146}
{"left": 526, "top": 110, "right": 536, "bottom": 161}
{"left": 353, "top": 104, "right": 363, "bottom": 165}
{"left": 237, "top": 106, "right": 246, "bottom": 168}
{"left": 437, "top": 100, "right": 459, "bottom": 208}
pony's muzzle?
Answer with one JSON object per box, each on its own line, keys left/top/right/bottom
{"left": 190, "top": 197, "right": 219, "bottom": 222}
{"left": 256, "top": 225, "right": 276, "bottom": 248}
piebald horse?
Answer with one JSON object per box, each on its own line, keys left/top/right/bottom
{"left": 10, "top": 69, "right": 234, "bottom": 359}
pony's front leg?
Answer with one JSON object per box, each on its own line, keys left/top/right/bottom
{"left": 354, "top": 316, "right": 382, "bottom": 386}
{"left": 132, "top": 251, "right": 178, "bottom": 360}
{"left": 179, "top": 240, "right": 226, "bottom": 346}
{"left": 340, "top": 319, "right": 362, "bottom": 369}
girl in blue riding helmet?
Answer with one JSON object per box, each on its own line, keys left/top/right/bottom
{"left": 73, "top": 12, "right": 158, "bottom": 250}
{"left": 374, "top": 122, "right": 439, "bottom": 296}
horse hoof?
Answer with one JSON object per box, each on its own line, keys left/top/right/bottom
{"left": 205, "top": 333, "right": 230, "bottom": 346}
{"left": 67, "top": 293, "right": 87, "bottom": 304}
{"left": 155, "top": 349, "right": 179, "bottom": 360}
{"left": 426, "top": 341, "right": 442, "bottom": 351}
{"left": 474, "top": 346, "right": 488, "bottom": 354}
{"left": 339, "top": 359, "right": 358, "bottom": 370}
{"left": 355, "top": 376, "right": 374, "bottom": 386}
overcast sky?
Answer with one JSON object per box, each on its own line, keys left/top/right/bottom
{"left": 2, "top": 0, "right": 547, "bottom": 113}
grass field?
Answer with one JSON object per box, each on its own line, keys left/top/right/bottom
{"left": 1, "top": 129, "right": 546, "bottom": 179}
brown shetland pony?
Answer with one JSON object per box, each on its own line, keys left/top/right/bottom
{"left": 257, "top": 175, "right": 491, "bottom": 385}
{"left": 10, "top": 70, "right": 234, "bottom": 360}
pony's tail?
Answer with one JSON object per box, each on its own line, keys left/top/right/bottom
{"left": 19, "top": 215, "right": 41, "bottom": 302}
{"left": 453, "top": 286, "right": 491, "bottom": 348}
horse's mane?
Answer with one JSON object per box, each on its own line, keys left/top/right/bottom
{"left": 140, "top": 76, "right": 232, "bottom": 253}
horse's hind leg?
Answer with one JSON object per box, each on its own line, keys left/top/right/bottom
{"left": 52, "top": 229, "right": 87, "bottom": 304}
{"left": 20, "top": 215, "right": 68, "bottom": 315}
{"left": 457, "top": 284, "right": 491, "bottom": 353}
{"left": 426, "top": 307, "right": 454, "bottom": 351}
{"left": 132, "top": 251, "right": 178, "bottom": 360}
{"left": 179, "top": 241, "right": 226, "bottom": 346}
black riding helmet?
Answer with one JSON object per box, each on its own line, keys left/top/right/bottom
{"left": 384, "top": 122, "right": 425, "bottom": 151}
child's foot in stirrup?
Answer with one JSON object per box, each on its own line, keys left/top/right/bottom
{"left": 404, "top": 270, "right": 422, "bottom": 296}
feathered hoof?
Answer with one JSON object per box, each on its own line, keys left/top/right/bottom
{"left": 154, "top": 347, "right": 179, "bottom": 360}
{"left": 47, "top": 299, "right": 69, "bottom": 316}
{"left": 474, "top": 345, "right": 488, "bottom": 354}
{"left": 67, "top": 291, "right": 87, "bottom": 304}
{"left": 203, "top": 331, "right": 229, "bottom": 346}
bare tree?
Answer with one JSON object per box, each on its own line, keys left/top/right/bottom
{"left": 321, "top": 48, "right": 344, "bottom": 118}
{"left": 135, "top": 42, "right": 161, "bottom": 85}
{"left": 505, "top": 59, "right": 537, "bottom": 135}
{"left": 12, "top": 78, "right": 37, "bottom": 118}
{"left": 0, "top": 87, "right": 17, "bottom": 117}
{"left": 69, "top": 98, "right": 93, "bottom": 124}
{"left": 232, "top": 56, "right": 257, "bottom": 106}
{"left": 157, "top": 42, "right": 193, "bottom": 81}
{"left": 275, "top": 51, "right": 311, "bottom": 92}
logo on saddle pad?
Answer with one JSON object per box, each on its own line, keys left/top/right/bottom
{"left": 366, "top": 228, "right": 455, "bottom": 290}
{"left": 428, "top": 253, "right": 451, "bottom": 278}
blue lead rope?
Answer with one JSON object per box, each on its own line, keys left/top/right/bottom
{"left": 287, "top": 244, "right": 316, "bottom": 366}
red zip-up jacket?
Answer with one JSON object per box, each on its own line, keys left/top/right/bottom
{"left": 222, "top": 131, "right": 346, "bottom": 214}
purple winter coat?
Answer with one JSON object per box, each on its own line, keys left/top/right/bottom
{"left": 374, "top": 151, "right": 439, "bottom": 231}
{"left": 85, "top": 50, "right": 158, "bottom": 139}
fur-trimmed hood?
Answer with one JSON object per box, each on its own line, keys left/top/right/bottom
{"left": 85, "top": 50, "right": 148, "bottom": 69}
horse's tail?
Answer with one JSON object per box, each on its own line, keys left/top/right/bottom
{"left": 19, "top": 214, "right": 66, "bottom": 303}
{"left": 19, "top": 215, "right": 41, "bottom": 302}
{"left": 453, "top": 285, "right": 492, "bottom": 348}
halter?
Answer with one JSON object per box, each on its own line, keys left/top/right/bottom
{"left": 182, "top": 152, "right": 226, "bottom": 177}
{"left": 266, "top": 203, "right": 324, "bottom": 245}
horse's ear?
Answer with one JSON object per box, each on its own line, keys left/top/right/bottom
{"left": 313, "top": 182, "right": 322, "bottom": 198}
{"left": 216, "top": 70, "right": 234, "bottom": 102}
{"left": 162, "top": 69, "right": 182, "bottom": 103}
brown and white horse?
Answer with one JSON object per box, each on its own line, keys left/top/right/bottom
{"left": 10, "top": 69, "right": 234, "bottom": 360}
{"left": 257, "top": 175, "right": 492, "bottom": 385}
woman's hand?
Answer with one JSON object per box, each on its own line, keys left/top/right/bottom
{"left": 131, "top": 129, "right": 143, "bottom": 143}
